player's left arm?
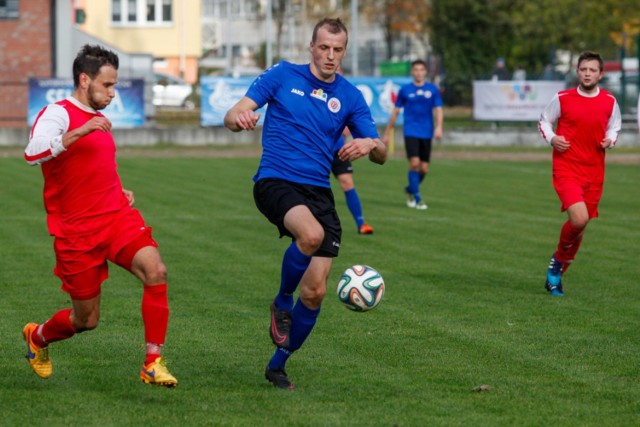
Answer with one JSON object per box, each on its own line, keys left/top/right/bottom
{"left": 338, "top": 137, "right": 386, "bottom": 165}
{"left": 338, "top": 89, "right": 387, "bottom": 164}
{"left": 602, "top": 99, "right": 622, "bottom": 149}
{"left": 432, "top": 86, "right": 444, "bottom": 139}
{"left": 433, "top": 106, "right": 444, "bottom": 139}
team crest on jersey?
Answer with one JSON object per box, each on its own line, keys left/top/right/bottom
{"left": 311, "top": 89, "right": 328, "bottom": 102}
{"left": 424, "top": 90, "right": 433, "bottom": 99}
{"left": 327, "top": 97, "right": 341, "bottom": 113}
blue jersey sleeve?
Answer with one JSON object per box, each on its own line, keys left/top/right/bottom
{"left": 245, "top": 64, "right": 284, "bottom": 107}
{"left": 395, "top": 85, "right": 408, "bottom": 108}
{"left": 432, "top": 83, "right": 444, "bottom": 108}
{"left": 345, "top": 86, "right": 379, "bottom": 140}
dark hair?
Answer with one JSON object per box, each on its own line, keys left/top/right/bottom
{"left": 577, "top": 50, "right": 603, "bottom": 71}
{"left": 411, "top": 59, "right": 428, "bottom": 69}
{"left": 72, "top": 44, "right": 119, "bottom": 88}
{"left": 312, "top": 17, "right": 348, "bottom": 45}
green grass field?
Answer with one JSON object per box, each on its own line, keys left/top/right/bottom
{"left": 1, "top": 148, "right": 639, "bottom": 426}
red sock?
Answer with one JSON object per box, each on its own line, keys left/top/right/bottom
{"left": 38, "top": 308, "right": 76, "bottom": 347}
{"left": 556, "top": 221, "right": 584, "bottom": 266}
{"left": 141, "top": 283, "right": 169, "bottom": 362}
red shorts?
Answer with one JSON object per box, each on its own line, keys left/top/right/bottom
{"left": 53, "top": 208, "right": 158, "bottom": 300}
{"left": 553, "top": 172, "right": 603, "bottom": 219}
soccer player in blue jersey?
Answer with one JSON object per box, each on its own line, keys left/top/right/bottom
{"left": 382, "top": 59, "right": 443, "bottom": 210}
{"left": 224, "top": 17, "right": 387, "bottom": 390}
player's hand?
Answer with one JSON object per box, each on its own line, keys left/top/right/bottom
{"left": 434, "top": 126, "right": 443, "bottom": 140}
{"left": 122, "top": 189, "right": 135, "bottom": 206}
{"left": 550, "top": 135, "right": 570, "bottom": 152}
{"left": 235, "top": 111, "right": 261, "bottom": 131}
{"left": 81, "top": 116, "right": 112, "bottom": 135}
{"left": 600, "top": 138, "right": 614, "bottom": 149}
{"left": 338, "top": 138, "right": 376, "bottom": 161}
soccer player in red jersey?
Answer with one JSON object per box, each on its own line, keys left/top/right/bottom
{"left": 23, "top": 45, "right": 177, "bottom": 386}
{"left": 538, "top": 51, "right": 622, "bottom": 296}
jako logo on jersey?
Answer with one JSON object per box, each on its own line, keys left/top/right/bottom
{"left": 327, "top": 97, "right": 341, "bottom": 113}
{"left": 311, "top": 89, "right": 327, "bottom": 102}
{"left": 291, "top": 88, "right": 304, "bottom": 96}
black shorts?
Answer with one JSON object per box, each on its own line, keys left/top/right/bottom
{"left": 253, "top": 178, "right": 342, "bottom": 257}
{"left": 331, "top": 153, "right": 353, "bottom": 177}
{"left": 405, "top": 137, "right": 433, "bottom": 162}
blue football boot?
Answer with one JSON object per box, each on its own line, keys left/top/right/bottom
{"left": 544, "top": 254, "right": 564, "bottom": 297}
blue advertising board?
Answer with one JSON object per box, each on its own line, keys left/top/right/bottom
{"left": 28, "top": 78, "right": 145, "bottom": 128}
{"left": 200, "top": 75, "right": 413, "bottom": 127}
{"left": 349, "top": 76, "right": 412, "bottom": 125}
{"left": 200, "top": 76, "right": 267, "bottom": 127}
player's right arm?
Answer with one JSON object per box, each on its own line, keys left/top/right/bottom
{"left": 538, "top": 93, "right": 569, "bottom": 151}
{"left": 25, "top": 104, "right": 112, "bottom": 165}
{"left": 224, "top": 96, "right": 261, "bottom": 132}
{"left": 381, "top": 107, "right": 400, "bottom": 146}
{"left": 25, "top": 104, "right": 69, "bottom": 165}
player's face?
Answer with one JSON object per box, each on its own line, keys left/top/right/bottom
{"left": 411, "top": 64, "right": 427, "bottom": 84}
{"left": 85, "top": 65, "right": 118, "bottom": 110}
{"left": 310, "top": 27, "right": 347, "bottom": 82}
{"left": 576, "top": 59, "right": 603, "bottom": 93}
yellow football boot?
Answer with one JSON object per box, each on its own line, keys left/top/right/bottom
{"left": 23, "top": 323, "right": 52, "bottom": 379}
{"left": 140, "top": 357, "right": 178, "bottom": 388}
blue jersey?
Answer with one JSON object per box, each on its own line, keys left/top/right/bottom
{"left": 395, "top": 81, "right": 443, "bottom": 139}
{"left": 245, "top": 61, "right": 378, "bottom": 188}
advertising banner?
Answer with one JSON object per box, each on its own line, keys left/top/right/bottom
{"left": 473, "top": 81, "right": 566, "bottom": 121}
{"left": 28, "top": 78, "right": 145, "bottom": 128}
{"left": 200, "top": 77, "right": 267, "bottom": 127}
{"left": 200, "top": 75, "right": 414, "bottom": 127}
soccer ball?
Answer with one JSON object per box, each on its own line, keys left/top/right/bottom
{"left": 337, "top": 265, "right": 385, "bottom": 312}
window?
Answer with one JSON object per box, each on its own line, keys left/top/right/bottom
{"left": 112, "top": 0, "right": 172, "bottom": 25}
{"left": 127, "top": 0, "right": 137, "bottom": 21}
{"left": 0, "top": 0, "right": 19, "bottom": 19}
{"left": 146, "top": 0, "right": 155, "bottom": 21}
{"left": 112, "top": 0, "right": 121, "bottom": 21}
{"left": 161, "top": 0, "right": 171, "bottom": 22}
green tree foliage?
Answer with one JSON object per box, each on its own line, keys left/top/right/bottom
{"left": 428, "top": 0, "right": 640, "bottom": 105}
{"left": 429, "top": 0, "right": 514, "bottom": 104}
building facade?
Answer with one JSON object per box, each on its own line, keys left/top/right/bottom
{"left": 76, "top": 0, "right": 202, "bottom": 83}
{"left": 0, "top": 0, "right": 52, "bottom": 128}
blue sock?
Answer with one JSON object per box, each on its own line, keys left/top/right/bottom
{"left": 344, "top": 188, "right": 365, "bottom": 228}
{"left": 288, "top": 298, "right": 321, "bottom": 352}
{"left": 274, "top": 243, "right": 311, "bottom": 311}
{"left": 408, "top": 171, "right": 422, "bottom": 202}
{"left": 268, "top": 347, "right": 292, "bottom": 370}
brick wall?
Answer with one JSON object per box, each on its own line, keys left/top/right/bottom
{"left": 0, "top": 0, "right": 52, "bottom": 128}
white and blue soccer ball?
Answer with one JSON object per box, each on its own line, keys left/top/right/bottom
{"left": 337, "top": 265, "right": 385, "bottom": 312}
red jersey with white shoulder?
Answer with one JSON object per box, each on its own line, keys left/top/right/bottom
{"left": 538, "top": 87, "right": 621, "bottom": 179}
{"left": 25, "top": 97, "right": 129, "bottom": 237}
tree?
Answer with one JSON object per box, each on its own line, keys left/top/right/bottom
{"left": 360, "top": 0, "right": 431, "bottom": 60}
{"left": 429, "top": 0, "right": 514, "bottom": 104}
{"left": 428, "top": 0, "right": 640, "bottom": 105}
